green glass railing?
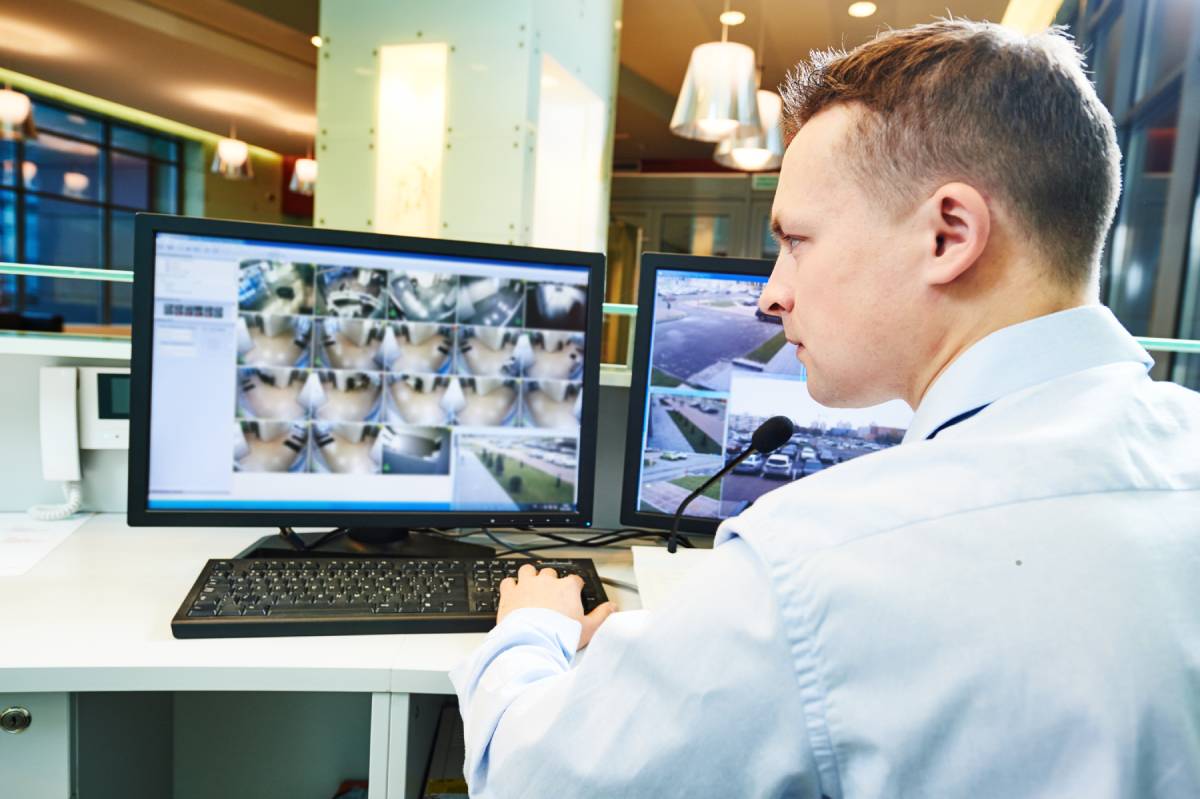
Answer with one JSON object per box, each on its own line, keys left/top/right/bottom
{"left": 2, "top": 262, "right": 1199, "bottom": 360}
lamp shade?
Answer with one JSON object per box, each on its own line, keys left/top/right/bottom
{"left": 212, "top": 136, "right": 253, "bottom": 180}
{"left": 290, "top": 156, "right": 318, "bottom": 195}
{"left": 670, "top": 41, "right": 760, "bottom": 141}
{"left": 0, "top": 88, "right": 37, "bottom": 141}
{"left": 714, "top": 89, "right": 784, "bottom": 171}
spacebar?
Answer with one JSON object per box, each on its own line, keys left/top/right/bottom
{"left": 268, "top": 606, "right": 376, "bottom": 616}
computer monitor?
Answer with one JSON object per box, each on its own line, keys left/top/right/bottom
{"left": 127, "top": 214, "right": 604, "bottom": 555}
{"left": 621, "top": 252, "right": 914, "bottom": 535}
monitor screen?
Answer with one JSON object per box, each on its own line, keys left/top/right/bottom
{"left": 623, "top": 253, "right": 914, "bottom": 533}
{"left": 131, "top": 217, "right": 601, "bottom": 526}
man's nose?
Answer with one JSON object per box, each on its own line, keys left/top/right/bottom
{"left": 758, "top": 261, "right": 792, "bottom": 318}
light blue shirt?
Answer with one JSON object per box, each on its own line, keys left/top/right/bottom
{"left": 451, "top": 305, "right": 1200, "bottom": 798}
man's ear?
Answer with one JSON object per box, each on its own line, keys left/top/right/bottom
{"left": 919, "top": 182, "right": 990, "bottom": 286}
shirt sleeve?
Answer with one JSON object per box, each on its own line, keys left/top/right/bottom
{"left": 449, "top": 537, "right": 823, "bottom": 798}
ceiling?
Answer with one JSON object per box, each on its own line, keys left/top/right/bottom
{"left": 0, "top": 0, "right": 1009, "bottom": 162}
{"left": 615, "top": 0, "right": 1011, "bottom": 166}
{"left": 0, "top": 0, "right": 319, "bottom": 154}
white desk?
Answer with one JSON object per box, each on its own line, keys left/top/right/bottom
{"left": 0, "top": 515, "right": 641, "bottom": 799}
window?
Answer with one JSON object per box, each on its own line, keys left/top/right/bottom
{"left": 1105, "top": 96, "right": 1179, "bottom": 336}
{"left": 1134, "top": 0, "right": 1194, "bottom": 101}
{"left": 1, "top": 94, "right": 182, "bottom": 328}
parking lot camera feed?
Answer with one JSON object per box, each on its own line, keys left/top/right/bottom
{"left": 636, "top": 270, "right": 913, "bottom": 520}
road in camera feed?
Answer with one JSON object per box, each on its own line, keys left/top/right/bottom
{"left": 650, "top": 287, "right": 800, "bottom": 391}
{"left": 456, "top": 437, "right": 576, "bottom": 510}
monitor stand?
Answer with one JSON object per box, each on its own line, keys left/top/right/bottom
{"left": 237, "top": 527, "right": 495, "bottom": 559}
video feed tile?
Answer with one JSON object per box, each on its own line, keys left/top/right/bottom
{"left": 458, "top": 276, "right": 524, "bottom": 327}
{"left": 309, "top": 421, "right": 382, "bottom": 474}
{"left": 379, "top": 425, "right": 451, "bottom": 475}
{"left": 521, "top": 379, "right": 581, "bottom": 429}
{"left": 650, "top": 275, "right": 800, "bottom": 391}
{"left": 645, "top": 391, "right": 726, "bottom": 455}
{"left": 316, "top": 318, "right": 386, "bottom": 370}
{"left": 526, "top": 330, "right": 584, "bottom": 381}
{"left": 385, "top": 322, "right": 454, "bottom": 374}
{"left": 457, "top": 377, "right": 520, "bottom": 427}
{"left": 234, "top": 420, "right": 310, "bottom": 473}
{"left": 390, "top": 270, "right": 458, "bottom": 322}
{"left": 316, "top": 266, "right": 389, "bottom": 319}
{"left": 308, "top": 369, "right": 383, "bottom": 423}
{"left": 385, "top": 374, "right": 455, "bottom": 427}
{"left": 457, "top": 325, "right": 522, "bottom": 377}
{"left": 455, "top": 435, "right": 576, "bottom": 511}
{"left": 237, "top": 260, "right": 315, "bottom": 315}
{"left": 236, "top": 367, "right": 310, "bottom": 422}
{"left": 713, "top": 375, "right": 911, "bottom": 517}
{"left": 637, "top": 449, "right": 724, "bottom": 518}
{"left": 525, "top": 281, "right": 586, "bottom": 331}
{"left": 237, "top": 314, "right": 313, "bottom": 368}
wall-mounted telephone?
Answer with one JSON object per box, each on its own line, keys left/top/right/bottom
{"left": 30, "top": 366, "right": 131, "bottom": 521}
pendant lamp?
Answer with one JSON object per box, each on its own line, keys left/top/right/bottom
{"left": 290, "top": 144, "right": 318, "bottom": 196}
{"left": 212, "top": 125, "right": 253, "bottom": 180}
{"left": 669, "top": 4, "right": 759, "bottom": 142}
{"left": 0, "top": 86, "right": 37, "bottom": 141}
{"left": 714, "top": 89, "right": 784, "bottom": 171}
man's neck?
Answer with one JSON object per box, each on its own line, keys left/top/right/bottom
{"left": 907, "top": 290, "right": 1088, "bottom": 410}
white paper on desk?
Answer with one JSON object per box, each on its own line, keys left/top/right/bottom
{"left": 631, "top": 545, "right": 713, "bottom": 611}
{"left": 0, "top": 513, "right": 92, "bottom": 576}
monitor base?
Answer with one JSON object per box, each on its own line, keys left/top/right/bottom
{"left": 236, "top": 527, "right": 495, "bottom": 559}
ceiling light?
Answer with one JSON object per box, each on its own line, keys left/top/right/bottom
{"left": 0, "top": 86, "right": 36, "bottom": 141}
{"left": 0, "top": 17, "right": 75, "bottom": 57}
{"left": 670, "top": 41, "right": 761, "bottom": 142}
{"left": 62, "top": 171, "right": 89, "bottom": 196}
{"left": 311, "top": 35, "right": 323, "bottom": 47}
{"left": 290, "top": 156, "right": 318, "bottom": 196}
{"left": 848, "top": 2, "right": 877, "bottom": 18}
{"left": 213, "top": 129, "right": 252, "bottom": 180}
{"left": 183, "top": 87, "right": 316, "bottom": 136}
{"left": 714, "top": 89, "right": 784, "bottom": 171}
{"left": 719, "top": 10, "right": 746, "bottom": 25}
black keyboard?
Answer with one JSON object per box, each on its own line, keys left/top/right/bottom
{"left": 171, "top": 557, "right": 608, "bottom": 638}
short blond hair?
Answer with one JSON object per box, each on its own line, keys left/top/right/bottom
{"left": 781, "top": 19, "right": 1121, "bottom": 287}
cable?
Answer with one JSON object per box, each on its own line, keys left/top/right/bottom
{"left": 28, "top": 481, "right": 83, "bottom": 521}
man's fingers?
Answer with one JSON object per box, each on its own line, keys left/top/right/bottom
{"left": 499, "top": 576, "right": 516, "bottom": 594}
{"left": 537, "top": 567, "right": 558, "bottom": 579}
{"left": 567, "top": 574, "right": 585, "bottom": 591}
{"left": 517, "top": 563, "right": 538, "bottom": 581}
{"left": 586, "top": 601, "right": 616, "bottom": 623}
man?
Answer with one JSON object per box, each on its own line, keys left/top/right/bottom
{"left": 451, "top": 19, "right": 1200, "bottom": 798}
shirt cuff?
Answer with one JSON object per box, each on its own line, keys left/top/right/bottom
{"left": 495, "top": 607, "right": 584, "bottom": 657}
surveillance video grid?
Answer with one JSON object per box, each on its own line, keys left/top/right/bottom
{"left": 638, "top": 272, "right": 913, "bottom": 520}
{"left": 232, "top": 258, "right": 588, "bottom": 511}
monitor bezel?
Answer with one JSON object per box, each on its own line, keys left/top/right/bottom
{"left": 127, "top": 213, "right": 605, "bottom": 530}
{"left": 620, "top": 251, "right": 777, "bottom": 536}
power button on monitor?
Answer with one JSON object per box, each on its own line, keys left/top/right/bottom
{"left": 0, "top": 707, "right": 31, "bottom": 734}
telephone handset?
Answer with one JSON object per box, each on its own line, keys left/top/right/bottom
{"left": 29, "top": 366, "right": 130, "bottom": 521}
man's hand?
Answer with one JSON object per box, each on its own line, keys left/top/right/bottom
{"left": 497, "top": 563, "right": 616, "bottom": 648}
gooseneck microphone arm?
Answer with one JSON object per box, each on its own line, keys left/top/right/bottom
{"left": 666, "top": 415, "right": 795, "bottom": 554}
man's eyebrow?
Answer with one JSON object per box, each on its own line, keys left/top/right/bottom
{"left": 769, "top": 218, "right": 786, "bottom": 242}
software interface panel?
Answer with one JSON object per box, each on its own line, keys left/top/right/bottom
{"left": 635, "top": 269, "right": 913, "bottom": 519}
{"left": 147, "top": 233, "right": 589, "bottom": 513}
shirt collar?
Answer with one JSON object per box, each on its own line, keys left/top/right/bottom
{"left": 903, "top": 304, "right": 1154, "bottom": 444}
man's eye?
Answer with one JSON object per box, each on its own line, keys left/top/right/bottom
{"left": 784, "top": 236, "right": 805, "bottom": 252}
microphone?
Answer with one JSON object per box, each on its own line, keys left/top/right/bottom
{"left": 667, "top": 415, "right": 795, "bottom": 553}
